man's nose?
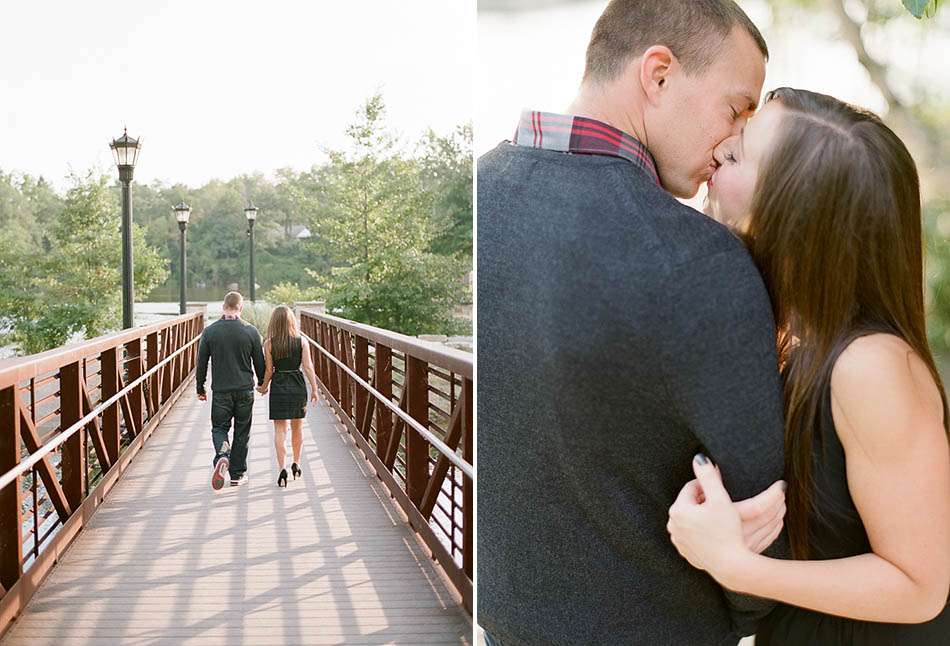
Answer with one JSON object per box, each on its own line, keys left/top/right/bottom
{"left": 732, "top": 114, "right": 750, "bottom": 135}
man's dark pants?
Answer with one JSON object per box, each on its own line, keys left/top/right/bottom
{"left": 211, "top": 390, "right": 254, "bottom": 478}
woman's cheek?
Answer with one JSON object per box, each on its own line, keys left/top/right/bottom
{"left": 715, "top": 173, "right": 753, "bottom": 230}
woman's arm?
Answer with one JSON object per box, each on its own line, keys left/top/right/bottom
{"left": 258, "top": 340, "right": 274, "bottom": 393}
{"left": 668, "top": 334, "right": 950, "bottom": 624}
{"left": 301, "top": 339, "right": 319, "bottom": 402}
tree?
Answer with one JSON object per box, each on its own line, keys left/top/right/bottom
{"left": 0, "top": 172, "right": 168, "bottom": 354}
{"left": 418, "top": 124, "right": 474, "bottom": 259}
{"left": 299, "top": 94, "right": 469, "bottom": 335}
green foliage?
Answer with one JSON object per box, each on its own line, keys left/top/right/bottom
{"left": 263, "top": 282, "right": 322, "bottom": 307}
{"left": 902, "top": 0, "right": 940, "bottom": 18}
{"left": 925, "top": 201, "right": 950, "bottom": 355}
{"left": 236, "top": 302, "right": 275, "bottom": 336}
{"left": 297, "top": 94, "right": 470, "bottom": 336}
{"left": 0, "top": 92, "right": 470, "bottom": 352}
{"left": 324, "top": 250, "right": 467, "bottom": 337}
{"left": 418, "top": 124, "right": 473, "bottom": 259}
{"left": 0, "top": 172, "right": 168, "bottom": 354}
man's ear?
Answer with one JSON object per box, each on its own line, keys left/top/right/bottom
{"left": 637, "top": 45, "right": 676, "bottom": 105}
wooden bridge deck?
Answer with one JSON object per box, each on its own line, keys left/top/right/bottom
{"left": 1, "top": 385, "right": 471, "bottom": 645}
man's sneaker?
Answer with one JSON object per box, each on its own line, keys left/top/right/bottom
{"left": 212, "top": 441, "right": 230, "bottom": 491}
{"left": 230, "top": 474, "right": 248, "bottom": 487}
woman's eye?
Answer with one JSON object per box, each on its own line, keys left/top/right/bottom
{"left": 730, "top": 107, "right": 739, "bottom": 120}
{"left": 725, "top": 152, "right": 737, "bottom": 164}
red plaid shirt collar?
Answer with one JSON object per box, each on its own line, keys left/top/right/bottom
{"left": 513, "top": 110, "right": 660, "bottom": 185}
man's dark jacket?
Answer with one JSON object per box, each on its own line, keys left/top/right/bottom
{"left": 477, "top": 142, "right": 787, "bottom": 645}
{"left": 195, "top": 317, "right": 265, "bottom": 395}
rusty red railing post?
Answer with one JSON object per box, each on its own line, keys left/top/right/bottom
{"left": 100, "top": 348, "right": 120, "bottom": 464}
{"left": 318, "top": 323, "right": 328, "bottom": 391}
{"left": 375, "top": 344, "right": 393, "bottom": 460}
{"left": 405, "top": 356, "right": 430, "bottom": 507}
{"left": 173, "top": 323, "right": 184, "bottom": 391}
{"left": 0, "top": 385, "right": 23, "bottom": 592}
{"left": 59, "top": 361, "right": 85, "bottom": 509}
{"left": 355, "top": 336, "right": 369, "bottom": 435}
{"left": 146, "top": 331, "right": 159, "bottom": 416}
{"left": 328, "top": 325, "right": 341, "bottom": 403}
{"left": 159, "top": 330, "right": 172, "bottom": 405}
{"left": 125, "top": 338, "right": 144, "bottom": 432}
{"left": 463, "top": 377, "right": 473, "bottom": 578}
{"left": 339, "top": 331, "right": 351, "bottom": 417}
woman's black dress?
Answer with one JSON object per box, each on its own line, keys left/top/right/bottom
{"left": 756, "top": 347, "right": 949, "bottom": 644}
{"left": 269, "top": 336, "right": 307, "bottom": 420}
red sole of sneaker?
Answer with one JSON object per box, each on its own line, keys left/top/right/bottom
{"left": 212, "top": 459, "right": 229, "bottom": 491}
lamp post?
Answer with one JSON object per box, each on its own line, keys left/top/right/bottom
{"left": 244, "top": 202, "right": 259, "bottom": 302}
{"left": 174, "top": 201, "right": 192, "bottom": 315}
{"left": 109, "top": 128, "right": 142, "bottom": 329}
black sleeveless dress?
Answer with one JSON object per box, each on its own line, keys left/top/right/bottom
{"left": 757, "top": 344, "right": 949, "bottom": 645}
{"left": 269, "top": 336, "right": 307, "bottom": 420}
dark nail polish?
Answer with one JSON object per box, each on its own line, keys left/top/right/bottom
{"left": 694, "top": 453, "right": 710, "bottom": 465}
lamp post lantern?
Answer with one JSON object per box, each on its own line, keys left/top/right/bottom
{"left": 110, "top": 128, "right": 142, "bottom": 329}
{"left": 244, "top": 202, "right": 259, "bottom": 302}
{"left": 174, "top": 201, "right": 192, "bottom": 315}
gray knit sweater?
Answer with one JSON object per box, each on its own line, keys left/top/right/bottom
{"left": 476, "top": 142, "right": 788, "bottom": 646}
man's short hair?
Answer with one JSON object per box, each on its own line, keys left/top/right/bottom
{"left": 584, "top": 0, "right": 768, "bottom": 82}
{"left": 223, "top": 291, "right": 243, "bottom": 310}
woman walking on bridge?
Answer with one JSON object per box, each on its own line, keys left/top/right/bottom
{"left": 258, "top": 305, "right": 319, "bottom": 487}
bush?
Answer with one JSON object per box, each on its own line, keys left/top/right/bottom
{"left": 262, "top": 282, "right": 322, "bottom": 308}
{"left": 239, "top": 302, "right": 275, "bottom": 336}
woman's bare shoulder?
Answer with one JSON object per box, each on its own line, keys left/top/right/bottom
{"left": 831, "top": 333, "right": 944, "bottom": 447}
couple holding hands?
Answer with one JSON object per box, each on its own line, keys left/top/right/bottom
{"left": 196, "top": 291, "right": 319, "bottom": 490}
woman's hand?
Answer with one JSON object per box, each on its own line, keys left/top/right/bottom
{"left": 257, "top": 384, "right": 268, "bottom": 395}
{"left": 310, "top": 390, "right": 318, "bottom": 404}
{"left": 667, "top": 454, "right": 754, "bottom": 586}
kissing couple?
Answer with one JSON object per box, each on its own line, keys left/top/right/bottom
{"left": 477, "top": 1, "right": 949, "bottom": 644}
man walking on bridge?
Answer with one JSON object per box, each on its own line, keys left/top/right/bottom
{"left": 196, "top": 291, "right": 266, "bottom": 490}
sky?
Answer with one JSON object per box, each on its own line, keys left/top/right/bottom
{"left": 0, "top": 1, "right": 474, "bottom": 190}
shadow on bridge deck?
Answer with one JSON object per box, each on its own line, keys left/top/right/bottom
{"left": 1, "top": 385, "right": 471, "bottom": 645}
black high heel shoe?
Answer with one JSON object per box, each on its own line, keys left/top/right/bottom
{"left": 277, "top": 468, "right": 288, "bottom": 488}
{"left": 291, "top": 463, "right": 301, "bottom": 480}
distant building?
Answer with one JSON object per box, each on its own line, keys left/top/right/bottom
{"left": 290, "top": 225, "right": 312, "bottom": 239}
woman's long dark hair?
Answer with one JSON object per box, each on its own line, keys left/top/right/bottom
{"left": 744, "top": 88, "right": 949, "bottom": 559}
{"left": 266, "top": 305, "right": 300, "bottom": 360}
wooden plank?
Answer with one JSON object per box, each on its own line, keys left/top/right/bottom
{"left": 320, "top": 383, "right": 473, "bottom": 614}
{"left": 1, "top": 385, "right": 470, "bottom": 644}
{"left": 0, "top": 372, "right": 196, "bottom": 642}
